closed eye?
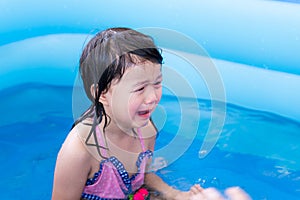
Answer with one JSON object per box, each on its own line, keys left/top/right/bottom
{"left": 154, "top": 79, "right": 162, "bottom": 87}
{"left": 133, "top": 86, "right": 145, "bottom": 92}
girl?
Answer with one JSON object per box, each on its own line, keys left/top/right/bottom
{"left": 52, "top": 27, "right": 250, "bottom": 200}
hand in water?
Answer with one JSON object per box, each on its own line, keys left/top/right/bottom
{"left": 190, "top": 186, "right": 251, "bottom": 200}
{"left": 224, "top": 187, "right": 252, "bottom": 200}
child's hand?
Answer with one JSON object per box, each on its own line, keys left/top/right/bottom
{"left": 159, "top": 184, "right": 251, "bottom": 200}
{"left": 190, "top": 186, "right": 251, "bottom": 200}
{"left": 224, "top": 187, "right": 252, "bottom": 200}
{"left": 172, "top": 184, "right": 203, "bottom": 200}
{"left": 189, "top": 187, "right": 221, "bottom": 200}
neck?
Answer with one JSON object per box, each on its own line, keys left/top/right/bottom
{"left": 99, "top": 122, "right": 143, "bottom": 156}
{"left": 100, "top": 120, "right": 139, "bottom": 139}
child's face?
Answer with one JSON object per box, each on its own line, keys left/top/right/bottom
{"left": 103, "top": 61, "right": 162, "bottom": 132}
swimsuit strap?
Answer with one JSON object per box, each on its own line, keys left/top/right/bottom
{"left": 137, "top": 128, "right": 146, "bottom": 152}
{"left": 95, "top": 126, "right": 108, "bottom": 158}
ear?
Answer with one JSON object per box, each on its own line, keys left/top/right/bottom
{"left": 99, "top": 92, "right": 109, "bottom": 106}
{"left": 90, "top": 84, "right": 110, "bottom": 106}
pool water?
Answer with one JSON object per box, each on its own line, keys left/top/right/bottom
{"left": 0, "top": 83, "right": 299, "bottom": 199}
{"left": 155, "top": 96, "right": 300, "bottom": 200}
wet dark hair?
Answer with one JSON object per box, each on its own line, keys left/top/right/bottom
{"left": 74, "top": 27, "right": 163, "bottom": 158}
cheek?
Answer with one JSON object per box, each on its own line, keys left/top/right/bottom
{"left": 128, "top": 94, "right": 142, "bottom": 112}
{"left": 110, "top": 88, "right": 132, "bottom": 116}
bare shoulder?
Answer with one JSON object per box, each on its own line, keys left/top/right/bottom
{"left": 52, "top": 122, "right": 94, "bottom": 199}
{"left": 70, "top": 121, "right": 105, "bottom": 162}
{"left": 57, "top": 122, "right": 93, "bottom": 165}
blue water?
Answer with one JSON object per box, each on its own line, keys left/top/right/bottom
{"left": 0, "top": 83, "right": 299, "bottom": 199}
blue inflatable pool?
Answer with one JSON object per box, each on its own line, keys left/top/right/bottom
{"left": 1, "top": 0, "right": 300, "bottom": 122}
{"left": 1, "top": 0, "right": 300, "bottom": 199}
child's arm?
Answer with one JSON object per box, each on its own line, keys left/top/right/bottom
{"left": 52, "top": 129, "right": 91, "bottom": 200}
{"left": 144, "top": 172, "right": 202, "bottom": 199}
{"left": 143, "top": 122, "right": 199, "bottom": 199}
{"left": 144, "top": 121, "right": 202, "bottom": 199}
{"left": 145, "top": 173, "right": 251, "bottom": 200}
{"left": 144, "top": 122, "right": 251, "bottom": 200}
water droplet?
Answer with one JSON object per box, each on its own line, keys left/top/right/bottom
{"left": 199, "top": 150, "right": 207, "bottom": 158}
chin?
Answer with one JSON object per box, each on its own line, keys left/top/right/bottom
{"left": 134, "top": 119, "right": 150, "bottom": 128}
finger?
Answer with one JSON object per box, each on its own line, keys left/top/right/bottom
{"left": 190, "top": 184, "right": 204, "bottom": 194}
{"left": 225, "top": 187, "right": 252, "bottom": 200}
{"left": 202, "top": 187, "right": 225, "bottom": 200}
{"left": 195, "top": 184, "right": 204, "bottom": 192}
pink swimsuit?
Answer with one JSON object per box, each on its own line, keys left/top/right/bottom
{"left": 81, "top": 128, "right": 152, "bottom": 200}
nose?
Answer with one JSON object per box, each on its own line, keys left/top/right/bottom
{"left": 144, "top": 86, "right": 159, "bottom": 105}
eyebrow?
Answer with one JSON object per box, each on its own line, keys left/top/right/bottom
{"left": 133, "top": 73, "right": 163, "bottom": 87}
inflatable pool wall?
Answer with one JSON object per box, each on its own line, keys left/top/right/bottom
{"left": 1, "top": 0, "right": 300, "bottom": 122}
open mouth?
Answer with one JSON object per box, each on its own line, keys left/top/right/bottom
{"left": 137, "top": 109, "right": 151, "bottom": 118}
